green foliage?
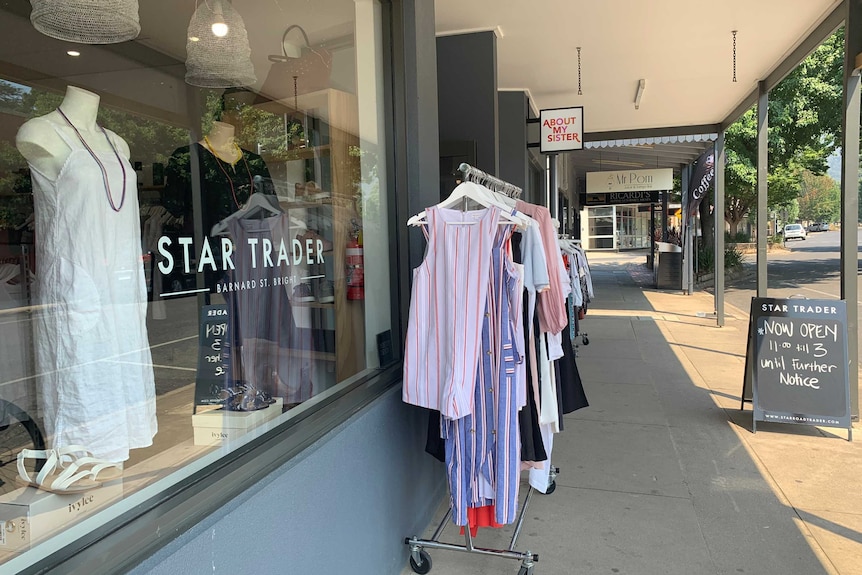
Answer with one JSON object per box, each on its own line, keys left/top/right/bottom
{"left": 696, "top": 243, "right": 714, "bottom": 274}
{"left": 697, "top": 244, "right": 745, "bottom": 276}
{"left": 724, "top": 28, "right": 844, "bottom": 232}
{"left": 724, "top": 244, "right": 745, "bottom": 270}
{"left": 725, "top": 231, "right": 751, "bottom": 243}
{"left": 798, "top": 170, "right": 839, "bottom": 222}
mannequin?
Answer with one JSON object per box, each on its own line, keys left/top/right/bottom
{"left": 162, "top": 118, "right": 272, "bottom": 254}
{"left": 17, "top": 86, "right": 130, "bottom": 179}
{"left": 16, "top": 85, "right": 157, "bottom": 471}
{"left": 199, "top": 121, "right": 242, "bottom": 166}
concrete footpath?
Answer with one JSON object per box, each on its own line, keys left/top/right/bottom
{"left": 403, "top": 250, "right": 862, "bottom": 575}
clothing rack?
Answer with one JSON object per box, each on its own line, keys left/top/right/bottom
{"left": 405, "top": 465, "right": 558, "bottom": 575}
{"left": 459, "top": 162, "right": 523, "bottom": 198}
{"left": 403, "top": 167, "right": 555, "bottom": 575}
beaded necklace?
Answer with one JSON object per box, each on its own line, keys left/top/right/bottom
{"left": 203, "top": 136, "right": 255, "bottom": 209}
{"left": 57, "top": 108, "right": 127, "bottom": 212}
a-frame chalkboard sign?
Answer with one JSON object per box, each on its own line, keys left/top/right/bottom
{"left": 742, "top": 297, "right": 852, "bottom": 441}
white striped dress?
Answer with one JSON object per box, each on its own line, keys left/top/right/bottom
{"left": 402, "top": 205, "right": 501, "bottom": 419}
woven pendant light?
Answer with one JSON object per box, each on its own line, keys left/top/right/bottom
{"left": 185, "top": 0, "right": 257, "bottom": 89}
{"left": 30, "top": 0, "right": 140, "bottom": 44}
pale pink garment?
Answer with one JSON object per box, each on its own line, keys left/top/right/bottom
{"left": 403, "top": 205, "right": 501, "bottom": 419}
{"left": 514, "top": 201, "right": 568, "bottom": 334}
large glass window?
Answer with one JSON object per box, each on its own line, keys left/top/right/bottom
{"left": 617, "top": 205, "right": 651, "bottom": 249}
{"left": 0, "top": 0, "right": 392, "bottom": 563}
{"left": 584, "top": 206, "right": 615, "bottom": 250}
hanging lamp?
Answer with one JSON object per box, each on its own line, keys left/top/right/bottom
{"left": 29, "top": 0, "right": 141, "bottom": 44}
{"left": 258, "top": 24, "right": 332, "bottom": 100}
{"left": 185, "top": 0, "right": 256, "bottom": 89}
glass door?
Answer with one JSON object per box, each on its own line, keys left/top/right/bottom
{"left": 586, "top": 206, "right": 615, "bottom": 250}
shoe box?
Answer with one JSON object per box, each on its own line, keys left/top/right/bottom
{"left": 192, "top": 398, "right": 283, "bottom": 446}
{"left": 0, "top": 479, "right": 124, "bottom": 552}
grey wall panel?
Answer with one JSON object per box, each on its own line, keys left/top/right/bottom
{"left": 437, "top": 32, "right": 498, "bottom": 175}
{"left": 128, "top": 387, "right": 445, "bottom": 575}
{"left": 498, "top": 90, "right": 529, "bottom": 193}
{"left": 402, "top": 0, "right": 441, "bottom": 272}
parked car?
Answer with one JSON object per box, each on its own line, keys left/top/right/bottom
{"left": 783, "top": 223, "right": 807, "bottom": 241}
{"left": 807, "top": 223, "right": 821, "bottom": 232}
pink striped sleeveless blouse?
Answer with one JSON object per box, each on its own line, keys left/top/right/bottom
{"left": 403, "top": 204, "right": 501, "bottom": 419}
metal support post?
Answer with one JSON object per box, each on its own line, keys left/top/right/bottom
{"left": 661, "top": 190, "right": 669, "bottom": 242}
{"left": 714, "top": 131, "right": 725, "bottom": 327}
{"left": 756, "top": 80, "right": 768, "bottom": 298}
{"left": 842, "top": 0, "right": 861, "bottom": 418}
{"left": 649, "top": 202, "right": 656, "bottom": 267}
{"left": 681, "top": 165, "right": 691, "bottom": 294}
{"left": 548, "top": 153, "right": 559, "bottom": 217}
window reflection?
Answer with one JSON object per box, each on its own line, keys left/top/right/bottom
{"left": 0, "top": 0, "right": 392, "bottom": 560}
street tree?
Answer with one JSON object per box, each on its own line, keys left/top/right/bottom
{"left": 723, "top": 28, "right": 844, "bottom": 235}
{"left": 798, "top": 170, "right": 839, "bottom": 223}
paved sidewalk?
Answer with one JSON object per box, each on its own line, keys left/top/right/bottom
{"left": 403, "top": 251, "right": 862, "bottom": 575}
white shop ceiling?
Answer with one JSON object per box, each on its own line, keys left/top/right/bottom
{"left": 435, "top": 0, "right": 842, "bottom": 135}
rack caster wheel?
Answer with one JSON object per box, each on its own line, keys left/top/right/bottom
{"left": 409, "top": 549, "right": 432, "bottom": 574}
{"left": 581, "top": 335, "right": 589, "bottom": 346}
{"left": 545, "top": 480, "right": 556, "bottom": 495}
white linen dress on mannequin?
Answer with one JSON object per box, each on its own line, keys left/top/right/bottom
{"left": 29, "top": 119, "right": 157, "bottom": 462}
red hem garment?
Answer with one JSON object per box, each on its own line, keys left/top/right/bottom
{"left": 459, "top": 505, "right": 504, "bottom": 537}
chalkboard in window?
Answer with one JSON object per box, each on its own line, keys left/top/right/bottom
{"left": 742, "top": 297, "right": 852, "bottom": 440}
{"left": 194, "top": 304, "right": 229, "bottom": 409}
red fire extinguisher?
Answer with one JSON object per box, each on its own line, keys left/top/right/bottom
{"left": 346, "top": 229, "right": 364, "bottom": 300}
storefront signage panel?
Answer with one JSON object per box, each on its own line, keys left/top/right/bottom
{"left": 540, "top": 106, "right": 584, "bottom": 153}
{"left": 586, "top": 168, "right": 673, "bottom": 194}
{"left": 742, "top": 298, "right": 852, "bottom": 435}
{"left": 580, "top": 191, "right": 660, "bottom": 206}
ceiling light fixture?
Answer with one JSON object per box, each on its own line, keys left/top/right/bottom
{"left": 66, "top": 50, "right": 81, "bottom": 57}
{"left": 210, "top": 0, "right": 229, "bottom": 37}
{"left": 257, "top": 24, "right": 332, "bottom": 100}
{"left": 30, "top": 0, "right": 140, "bottom": 44}
{"left": 634, "top": 79, "right": 645, "bottom": 110}
{"left": 185, "top": 0, "right": 256, "bottom": 88}
{"left": 277, "top": 24, "right": 310, "bottom": 59}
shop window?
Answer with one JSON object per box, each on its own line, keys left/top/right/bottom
{"left": 0, "top": 0, "right": 393, "bottom": 565}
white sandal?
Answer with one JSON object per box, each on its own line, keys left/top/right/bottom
{"left": 54, "top": 445, "right": 123, "bottom": 481}
{"left": 17, "top": 449, "right": 102, "bottom": 494}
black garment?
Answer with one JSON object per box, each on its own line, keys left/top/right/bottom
{"left": 519, "top": 319, "right": 547, "bottom": 462}
{"left": 162, "top": 143, "right": 273, "bottom": 289}
{"left": 425, "top": 409, "right": 445, "bottom": 463}
{"left": 162, "top": 142, "right": 273, "bottom": 238}
{"left": 558, "top": 319, "right": 589, "bottom": 414}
